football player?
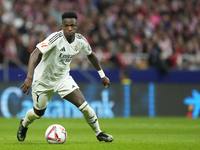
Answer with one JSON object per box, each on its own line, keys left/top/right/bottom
{"left": 17, "top": 11, "right": 113, "bottom": 142}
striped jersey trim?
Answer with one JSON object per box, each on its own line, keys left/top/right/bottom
{"left": 49, "top": 32, "right": 63, "bottom": 44}
{"left": 76, "top": 33, "right": 88, "bottom": 43}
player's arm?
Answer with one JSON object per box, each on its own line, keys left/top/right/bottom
{"left": 20, "top": 48, "right": 42, "bottom": 95}
{"left": 87, "top": 52, "right": 111, "bottom": 88}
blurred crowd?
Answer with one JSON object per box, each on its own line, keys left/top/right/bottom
{"left": 1, "top": 0, "right": 200, "bottom": 73}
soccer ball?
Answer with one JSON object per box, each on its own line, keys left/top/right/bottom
{"left": 45, "top": 124, "right": 67, "bottom": 144}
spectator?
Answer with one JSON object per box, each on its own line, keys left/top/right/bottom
{"left": 0, "top": 0, "right": 200, "bottom": 71}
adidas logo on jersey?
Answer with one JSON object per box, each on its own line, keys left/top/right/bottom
{"left": 60, "top": 47, "right": 65, "bottom": 51}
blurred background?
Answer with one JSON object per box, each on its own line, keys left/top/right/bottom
{"left": 0, "top": 0, "right": 200, "bottom": 119}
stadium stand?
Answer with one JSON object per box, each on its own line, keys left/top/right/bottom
{"left": 0, "top": 0, "right": 200, "bottom": 74}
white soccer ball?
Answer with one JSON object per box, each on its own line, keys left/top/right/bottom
{"left": 45, "top": 124, "right": 67, "bottom": 144}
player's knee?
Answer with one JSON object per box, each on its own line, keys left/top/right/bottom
{"left": 33, "top": 107, "right": 46, "bottom": 117}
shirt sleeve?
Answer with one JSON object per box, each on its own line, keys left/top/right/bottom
{"left": 82, "top": 43, "right": 92, "bottom": 55}
{"left": 79, "top": 34, "right": 92, "bottom": 55}
{"left": 36, "top": 32, "right": 58, "bottom": 54}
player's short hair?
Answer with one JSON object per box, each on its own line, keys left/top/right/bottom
{"left": 61, "top": 11, "right": 78, "bottom": 20}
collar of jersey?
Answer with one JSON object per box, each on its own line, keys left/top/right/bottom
{"left": 62, "top": 30, "right": 76, "bottom": 44}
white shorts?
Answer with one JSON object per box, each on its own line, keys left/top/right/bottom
{"left": 32, "top": 75, "right": 79, "bottom": 110}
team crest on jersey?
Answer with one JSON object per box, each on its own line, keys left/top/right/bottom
{"left": 74, "top": 45, "right": 78, "bottom": 52}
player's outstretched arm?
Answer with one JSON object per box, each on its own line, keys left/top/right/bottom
{"left": 20, "top": 48, "right": 42, "bottom": 95}
{"left": 87, "top": 52, "right": 111, "bottom": 88}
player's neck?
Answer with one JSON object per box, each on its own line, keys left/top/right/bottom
{"left": 66, "top": 36, "right": 75, "bottom": 44}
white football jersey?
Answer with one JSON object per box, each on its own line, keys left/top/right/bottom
{"left": 33, "top": 30, "right": 92, "bottom": 85}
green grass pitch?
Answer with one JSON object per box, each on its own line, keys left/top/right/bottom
{"left": 0, "top": 117, "right": 200, "bottom": 150}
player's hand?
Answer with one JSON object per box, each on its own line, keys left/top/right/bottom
{"left": 101, "top": 76, "right": 111, "bottom": 88}
{"left": 20, "top": 78, "right": 32, "bottom": 95}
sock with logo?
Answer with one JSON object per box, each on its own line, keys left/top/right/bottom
{"left": 22, "top": 108, "right": 41, "bottom": 128}
{"left": 79, "top": 101, "right": 102, "bottom": 136}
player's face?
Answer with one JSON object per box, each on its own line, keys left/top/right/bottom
{"left": 62, "top": 18, "right": 78, "bottom": 40}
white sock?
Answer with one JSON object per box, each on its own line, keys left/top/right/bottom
{"left": 79, "top": 101, "right": 102, "bottom": 136}
{"left": 22, "top": 108, "right": 41, "bottom": 128}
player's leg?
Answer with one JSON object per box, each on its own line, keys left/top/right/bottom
{"left": 63, "top": 89, "right": 102, "bottom": 135}
{"left": 58, "top": 76, "right": 113, "bottom": 142}
{"left": 17, "top": 85, "right": 54, "bottom": 141}
{"left": 63, "top": 89, "right": 114, "bottom": 142}
{"left": 17, "top": 107, "right": 45, "bottom": 141}
{"left": 22, "top": 107, "right": 46, "bottom": 128}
